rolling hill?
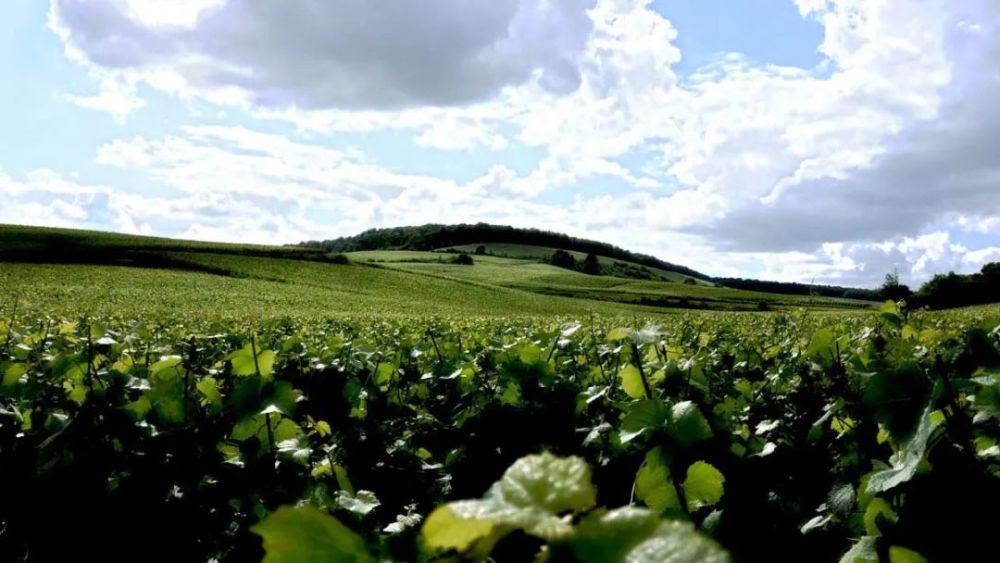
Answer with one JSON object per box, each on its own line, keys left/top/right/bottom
{"left": 300, "top": 223, "right": 711, "bottom": 281}
{"left": 0, "top": 224, "right": 876, "bottom": 318}
{"left": 302, "top": 223, "right": 882, "bottom": 300}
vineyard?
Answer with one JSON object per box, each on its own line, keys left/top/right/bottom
{"left": 1, "top": 300, "right": 999, "bottom": 561}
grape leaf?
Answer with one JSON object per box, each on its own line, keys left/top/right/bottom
{"left": 252, "top": 505, "right": 374, "bottom": 563}
{"left": 570, "top": 507, "right": 730, "bottom": 563}
{"left": 635, "top": 447, "right": 681, "bottom": 513}
{"left": 683, "top": 461, "right": 725, "bottom": 512}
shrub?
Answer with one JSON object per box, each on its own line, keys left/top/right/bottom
{"left": 451, "top": 253, "right": 474, "bottom": 265}
{"left": 551, "top": 249, "right": 576, "bottom": 270}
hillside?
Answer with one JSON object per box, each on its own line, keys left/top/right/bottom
{"left": 301, "top": 223, "right": 882, "bottom": 300}
{"left": 343, "top": 250, "right": 875, "bottom": 312}
{"left": 0, "top": 224, "right": 875, "bottom": 317}
{"left": 301, "top": 223, "right": 711, "bottom": 281}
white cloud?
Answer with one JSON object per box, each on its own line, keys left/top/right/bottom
{"left": 50, "top": 0, "right": 596, "bottom": 110}
{"left": 62, "top": 73, "right": 145, "bottom": 123}
{"left": 35, "top": 0, "right": 1000, "bottom": 284}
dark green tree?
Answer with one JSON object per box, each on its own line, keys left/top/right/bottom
{"left": 880, "top": 269, "right": 912, "bottom": 302}
{"left": 451, "top": 253, "right": 474, "bottom": 265}
{"left": 550, "top": 249, "right": 576, "bottom": 270}
{"left": 582, "top": 253, "right": 601, "bottom": 275}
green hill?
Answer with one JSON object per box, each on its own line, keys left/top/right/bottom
{"left": 0, "top": 224, "right": 877, "bottom": 318}
{"left": 343, "top": 249, "right": 875, "bottom": 312}
{"left": 301, "top": 223, "right": 711, "bottom": 281}
{"left": 301, "top": 223, "right": 882, "bottom": 300}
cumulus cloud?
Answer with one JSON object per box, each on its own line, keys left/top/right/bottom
{"left": 694, "top": 0, "right": 1000, "bottom": 254}
{"left": 36, "top": 0, "right": 1000, "bottom": 286}
{"left": 50, "top": 0, "right": 595, "bottom": 110}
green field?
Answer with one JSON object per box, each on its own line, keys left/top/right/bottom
{"left": 346, "top": 248, "right": 874, "bottom": 313}
{"left": 0, "top": 225, "right": 875, "bottom": 318}
{"left": 444, "top": 242, "right": 710, "bottom": 284}
{"left": 10, "top": 225, "right": 996, "bottom": 563}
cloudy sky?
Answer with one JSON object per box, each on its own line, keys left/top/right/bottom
{"left": 2, "top": 0, "right": 999, "bottom": 287}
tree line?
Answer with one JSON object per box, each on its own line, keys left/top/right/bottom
{"left": 882, "top": 263, "right": 1000, "bottom": 309}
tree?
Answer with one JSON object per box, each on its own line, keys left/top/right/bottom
{"left": 451, "top": 253, "right": 474, "bottom": 265}
{"left": 582, "top": 253, "right": 601, "bottom": 275}
{"left": 880, "top": 269, "right": 912, "bottom": 302}
{"left": 550, "top": 250, "right": 576, "bottom": 270}
{"left": 474, "top": 245, "right": 487, "bottom": 255}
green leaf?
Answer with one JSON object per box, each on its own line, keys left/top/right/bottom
{"left": 421, "top": 506, "right": 501, "bottom": 558}
{"left": 800, "top": 515, "right": 831, "bottom": 534}
{"left": 2, "top": 362, "right": 26, "bottom": 387}
{"left": 374, "top": 362, "right": 395, "bottom": 387}
{"left": 607, "top": 328, "right": 632, "bottom": 341}
{"left": 682, "top": 461, "right": 725, "bottom": 512}
{"left": 267, "top": 381, "right": 303, "bottom": 416}
{"left": 619, "top": 364, "right": 647, "bottom": 399}
{"left": 497, "top": 452, "right": 597, "bottom": 514}
{"left": 840, "top": 537, "right": 878, "bottom": 563}
{"left": 668, "top": 401, "right": 714, "bottom": 446}
{"left": 621, "top": 399, "right": 669, "bottom": 444}
{"left": 570, "top": 507, "right": 730, "bottom": 563}
{"left": 151, "top": 356, "right": 184, "bottom": 378}
{"left": 196, "top": 377, "right": 222, "bottom": 409}
{"left": 889, "top": 546, "right": 928, "bottom": 563}
{"left": 865, "top": 406, "right": 939, "bottom": 494}
{"left": 828, "top": 484, "right": 855, "bottom": 518}
{"left": 383, "top": 511, "right": 423, "bottom": 534}
{"left": 334, "top": 464, "right": 355, "bottom": 496}
{"left": 863, "top": 498, "right": 897, "bottom": 537}
{"left": 276, "top": 438, "right": 312, "bottom": 465}
{"left": 862, "top": 363, "right": 930, "bottom": 439}
{"left": 229, "top": 344, "right": 277, "bottom": 378}
{"left": 148, "top": 360, "right": 187, "bottom": 424}
{"left": 232, "top": 413, "right": 302, "bottom": 454}
{"left": 805, "top": 329, "right": 835, "bottom": 361}
{"left": 252, "top": 505, "right": 375, "bottom": 563}
{"left": 125, "top": 396, "right": 152, "bottom": 420}
{"left": 335, "top": 490, "right": 380, "bottom": 516}
{"left": 635, "top": 447, "right": 681, "bottom": 513}
{"left": 420, "top": 453, "right": 597, "bottom": 557}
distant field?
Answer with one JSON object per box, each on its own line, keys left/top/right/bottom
{"left": 0, "top": 225, "right": 876, "bottom": 318}
{"left": 444, "top": 243, "right": 709, "bottom": 284}
{"left": 0, "top": 256, "right": 671, "bottom": 319}
{"left": 346, "top": 250, "right": 874, "bottom": 312}
{"left": 0, "top": 224, "right": 319, "bottom": 258}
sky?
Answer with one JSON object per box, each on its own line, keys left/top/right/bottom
{"left": 1, "top": 0, "right": 999, "bottom": 288}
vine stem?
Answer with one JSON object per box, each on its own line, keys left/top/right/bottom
{"left": 631, "top": 343, "right": 652, "bottom": 399}
{"left": 250, "top": 330, "right": 277, "bottom": 468}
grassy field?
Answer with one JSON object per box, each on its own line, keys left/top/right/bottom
{"left": 5, "top": 224, "right": 1000, "bottom": 563}
{"left": 444, "top": 243, "right": 708, "bottom": 284}
{"left": 345, "top": 249, "right": 875, "bottom": 312}
{"left": 0, "top": 225, "right": 875, "bottom": 318}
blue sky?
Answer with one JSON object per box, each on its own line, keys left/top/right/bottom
{"left": 2, "top": 0, "right": 999, "bottom": 287}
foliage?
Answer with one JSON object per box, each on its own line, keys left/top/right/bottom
{"left": 551, "top": 249, "right": 577, "bottom": 270}
{"left": 582, "top": 253, "right": 602, "bottom": 276}
{"left": 450, "top": 253, "right": 474, "bottom": 266}
{"left": 716, "top": 276, "right": 881, "bottom": 301}
{"left": 914, "top": 262, "right": 1000, "bottom": 309}
{"left": 1, "top": 297, "right": 999, "bottom": 560}
{"left": 880, "top": 270, "right": 913, "bottom": 303}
